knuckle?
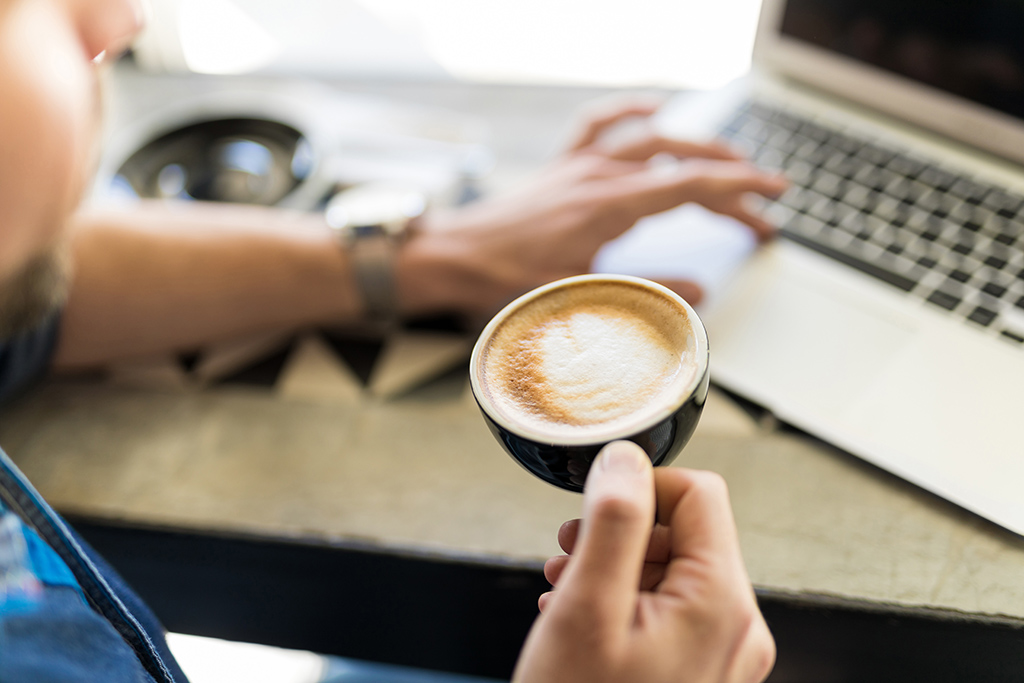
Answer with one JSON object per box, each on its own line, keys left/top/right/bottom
{"left": 591, "top": 493, "right": 646, "bottom": 530}
{"left": 573, "top": 187, "right": 617, "bottom": 220}
{"left": 562, "top": 192, "right": 600, "bottom": 225}
{"left": 546, "top": 595, "right": 616, "bottom": 643}
{"left": 691, "top": 469, "right": 730, "bottom": 498}
{"left": 578, "top": 154, "right": 620, "bottom": 178}
{"left": 624, "top": 132, "right": 661, "bottom": 157}
{"left": 755, "top": 634, "right": 778, "bottom": 680}
{"left": 742, "top": 615, "right": 777, "bottom": 682}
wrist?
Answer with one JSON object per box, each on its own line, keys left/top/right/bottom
{"left": 326, "top": 183, "right": 429, "bottom": 323}
{"left": 394, "top": 207, "right": 530, "bottom": 321}
{"left": 394, "top": 218, "right": 466, "bottom": 317}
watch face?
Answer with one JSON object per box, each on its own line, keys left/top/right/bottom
{"left": 325, "top": 183, "right": 427, "bottom": 232}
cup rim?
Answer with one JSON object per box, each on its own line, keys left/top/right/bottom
{"left": 469, "top": 274, "right": 709, "bottom": 446}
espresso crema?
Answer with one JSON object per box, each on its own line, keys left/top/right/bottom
{"left": 478, "top": 280, "right": 698, "bottom": 440}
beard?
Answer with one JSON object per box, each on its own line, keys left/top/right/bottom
{"left": 0, "top": 246, "right": 70, "bottom": 339}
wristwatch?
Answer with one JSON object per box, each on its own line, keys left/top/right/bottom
{"left": 325, "top": 183, "right": 427, "bottom": 324}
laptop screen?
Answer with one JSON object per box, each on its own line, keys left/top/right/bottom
{"left": 779, "top": 0, "right": 1024, "bottom": 121}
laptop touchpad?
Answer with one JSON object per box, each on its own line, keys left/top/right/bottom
{"left": 708, "top": 269, "right": 917, "bottom": 418}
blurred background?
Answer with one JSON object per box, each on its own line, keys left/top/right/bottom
{"left": 103, "top": 0, "right": 767, "bottom": 216}
{"left": 131, "top": 0, "right": 763, "bottom": 88}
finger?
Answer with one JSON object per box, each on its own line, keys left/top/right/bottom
{"left": 654, "top": 279, "right": 704, "bottom": 306}
{"left": 681, "top": 166, "right": 790, "bottom": 213}
{"left": 551, "top": 557, "right": 668, "bottom": 593}
{"left": 559, "top": 518, "right": 673, "bottom": 564}
{"left": 653, "top": 468, "right": 748, "bottom": 596}
{"left": 601, "top": 134, "right": 744, "bottom": 163}
{"left": 639, "top": 561, "right": 668, "bottom": 591}
{"left": 593, "top": 162, "right": 788, "bottom": 233}
{"left": 728, "top": 619, "right": 777, "bottom": 683}
{"left": 566, "top": 96, "right": 667, "bottom": 152}
{"left": 544, "top": 554, "right": 570, "bottom": 586}
{"left": 655, "top": 468, "right": 740, "bottom": 558}
{"left": 548, "top": 441, "right": 655, "bottom": 632}
{"left": 722, "top": 190, "right": 788, "bottom": 242}
{"left": 556, "top": 519, "right": 581, "bottom": 554}
{"left": 717, "top": 206, "right": 778, "bottom": 242}
{"left": 538, "top": 591, "right": 555, "bottom": 613}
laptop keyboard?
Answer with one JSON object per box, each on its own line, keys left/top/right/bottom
{"left": 719, "top": 102, "right": 1024, "bottom": 345}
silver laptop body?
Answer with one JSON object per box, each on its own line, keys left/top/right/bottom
{"left": 596, "top": 0, "right": 1024, "bottom": 534}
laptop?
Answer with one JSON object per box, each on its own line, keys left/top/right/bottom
{"left": 594, "top": 0, "right": 1024, "bottom": 534}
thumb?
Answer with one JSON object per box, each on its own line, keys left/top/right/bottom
{"left": 551, "top": 441, "right": 655, "bottom": 632}
{"left": 654, "top": 279, "right": 704, "bottom": 306}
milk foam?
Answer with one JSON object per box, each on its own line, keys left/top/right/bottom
{"left": 480, "top": 281, "right": 697, "bottom": 438}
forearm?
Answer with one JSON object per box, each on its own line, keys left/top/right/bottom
{"left": 51, "top": 139, "right": 784, "bottom": 370}
{"left": 54, "top": 202, "right": 363, "bottom": 369}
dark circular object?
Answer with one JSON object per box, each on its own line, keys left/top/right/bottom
{"left": 115, "top": 118, "right": 313, "bottom": 206}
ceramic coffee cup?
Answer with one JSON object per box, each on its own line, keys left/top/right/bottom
{"left": 470, "top": 274, "right": 709, "bottom": 492}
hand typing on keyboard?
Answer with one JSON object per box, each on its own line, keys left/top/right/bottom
{"left": 413, "top": 96, "right": 788, "bottom": 315}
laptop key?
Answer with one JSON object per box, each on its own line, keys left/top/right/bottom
{"left": 812, "top": 171, "right": 843, "bottom": 196}
{"left": 1001, "top": 330, "right": 1024, "bottom": 344}
{"left": 929, "top": 168, "right": 958, "bottom": 192}
{"left": 830, "top": 134, "right": 862, "bottom": 156}
{"left": 841, "top": 185, "right": 870, "bottom": 210}
{"left": 926, "top": 290, "right": 962, "bottom": 310}
{"left": 985, "top": 188, "right": 1024, "bottom": 215}
{"left": 951, "top": 178, "right": 990, "bottom": 204}
{"left": 887, "top": 154, "right": 926, "bottom": 179}
{"left": 798, "top": 120, "right": 830, "bottom": 142}
{"left": 793, "top": 213, "right": 826, "bottom": 236}
{"left": 983, "top": 283, "right": 1009, "bottom": 298}
{"left": 967, "top": 306, "right": 999, "bottom": 327}
{"left": 858, "top": 144, "right": 893, "bottom": 166}
{"left": 985, "top": 255, "right": 1008, "bottom": 270}
{"left": 948, "top": 269, "right": 971, "bottom": 283}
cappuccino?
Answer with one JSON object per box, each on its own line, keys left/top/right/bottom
{"left": 476, "top": 278, "right": 699, "bottom": 441}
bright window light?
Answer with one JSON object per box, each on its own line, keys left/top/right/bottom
{"left": 357, "top": 0, "right": 764, "bottom": 88}
{"left": 154, "top": 0, "right": 763, "bottom": 87}
{"left": 178, "top": 0, "right": 282, "bottom": 75}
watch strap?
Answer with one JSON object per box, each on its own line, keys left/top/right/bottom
{"left": 326, "top": 184, "right": 426, "bottom": 327}
{"left": 347, "top": 225, "right": 400, "bottom": 322}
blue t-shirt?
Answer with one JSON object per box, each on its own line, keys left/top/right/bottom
{"left": 0, "top": 317, "right": 188, "bottom": 681}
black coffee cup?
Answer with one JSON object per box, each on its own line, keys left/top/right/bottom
{"left": 470, "top": 274, "right": 709, "bottom": 492}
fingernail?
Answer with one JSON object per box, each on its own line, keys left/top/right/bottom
{"left": 600, "top": 441, "right": 646, "bottom": 473}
